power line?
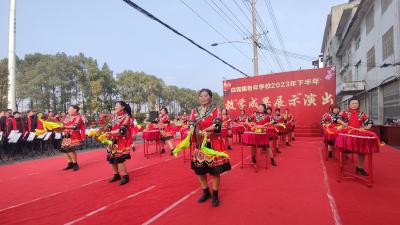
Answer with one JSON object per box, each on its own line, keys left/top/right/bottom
{"left": 255, "top": 9, "right": 285, "bottom": 71}
{"left": 122, "top": 0, "right": 249, "bottom": 77}
{"left": 242, "top": 0, "right": 274, "bottom": 69}
{"left": 241, "top": 0, "right": 284, "bottom": 71}
{"left": 254, "top": 7, "right": 285, "bottom": 70}
{"left": 179, "top": 0, "right": 252, "bottom": 62}
{"left": 205, "top": 0, "right": 249, "bottom": 37}
{"left": 232, "top": 0, "right": 271, "bottom": 73}
{"left": 258, "top": 50, "right": 274, "bottom": 73}
{"left": 217, "top": 0, "right": 252, "bottom": 35}
{"left": 232, "top": 0, "right": 252, "bottom": 25}
{"left": 213, "top": 0, "right": 269, "bottom": 73}
{"left": 264, "top": 0, "right": 293, "bottom": 69}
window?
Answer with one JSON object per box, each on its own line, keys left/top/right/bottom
{"left": 355, "top": 60, "right": 361, "bottom": 80}
{"left": 366, "top": 6, "right": 374, "bottom": 34}
{"left": 382, "top": 26, "right": 394, "bottom": 60}
{"left": 367, "top": 47, "right": 375, "bottom": 71}
{"left": 381, "top": 0, "right": 392, "bottom": 14}
{"left": 355, "top": 31, "right": 361, "bottom": 50}
{"left": 370, "top": 89, "right": 378, "bottom": 122}
{"left": 383, "top": 80, "right": 400, "bottom": 123}
{"left": 344, "top": 70, "right": 352, "bottom": 83}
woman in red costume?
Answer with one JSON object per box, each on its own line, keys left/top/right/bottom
{"left": 157, "top": 107, "right": 175, "bottom": 155}
{"left": 106, "top": 101, "right": 133, "bottom": 185}
{"left": 130, "top": 117, "right": 138, "bottom": 152}
{"left": 236, "top": 109, "right": 248, "bottom": 124}
{"left": 273, "top": 108, "right": 286, "bottom": 150}
{"left": 60, "top": 105, "right": 85, "bottom": 171}
{"left": 340, "top": 99, "right": 373, "bottom": 176}
{"left": 283, "top": 108, "right": 295, "bottom": 145}
{"left": 232, "top": 109, "right": 247, "bottom": 141}
{"left": 249, "top": 104, "right": 277, "bottom": 166}
{"left": 190, "top": 89, "right": 231, "bottom": 207}
{"left": 248, "top": 104, "right": 277, "bottom": 166}
{"left": 321, "top": 105, "right": 342, "bottom": 158}
{"left": 221, "top": 108, "right": 232, "bottom": 150}
{"left": 180, "top": 111, "right": 189, "bottom": 126}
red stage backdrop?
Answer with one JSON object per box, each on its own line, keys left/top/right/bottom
{"left": 223, "top": 67, "right": 336, "bottom": 127}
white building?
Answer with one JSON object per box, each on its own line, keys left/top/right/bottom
{"left": 322, "top": 0, "right": 400, "bottom": 124}
{"left": 321, "top": 0, "right": 361, "bottom": 68}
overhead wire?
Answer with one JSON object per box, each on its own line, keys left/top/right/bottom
{"left": 179, "top": 0, "right": 252, "bottom": 62}
{"left": 264, "top": 0, "right": 293, "bottom": 70}
{"left": 122, "top": 0, "right": 249, "bottom": 77}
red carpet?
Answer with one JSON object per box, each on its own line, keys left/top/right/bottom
{"left": 0, "top": 138, "right": 399, "bottom": 225}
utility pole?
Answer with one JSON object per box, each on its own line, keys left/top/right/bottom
{"left": 251, "top": 0, "right": 259, "bottom": 76}
{"left": 8, "top": 0, "right": 17, "bottom": 111}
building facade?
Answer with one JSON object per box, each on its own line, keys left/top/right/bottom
{"left": 321, "top": 0, "right": 400, "bottom": 124}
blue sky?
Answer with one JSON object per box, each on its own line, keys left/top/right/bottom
{"left": 0, "top": 0, "right": 345, "bottom": 94}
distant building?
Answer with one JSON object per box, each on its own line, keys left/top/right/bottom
{"left": 312, "top": 53, "right": 324, "bottom": 68}
{"left": 321, "top": 0, "right": 400, "bottom": 124}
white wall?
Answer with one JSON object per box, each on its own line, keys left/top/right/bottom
{"left": 349, "top": 0, "right": 399, "bottom": 90}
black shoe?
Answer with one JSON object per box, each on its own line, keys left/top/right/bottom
{"left": 356, "top": 167, "right": 369, "bottom": 176}
{"left": 198, "top": 188, "right": 211, "bottom": 203}
{"left": 109, "top": 174, "right": 121, "bottom": 183}
{"left": 271, "top": 158, "right": 277, "bottom": 167}
{"left": 286, "top": 142, "right": 291, "bottom": 146}
{"left": 227, "top": 145, "right": 232, "bottom": 150}
{"left": 63, "top": 162, "right": 73, "bottom": 170}
{"left": 328, "top": 151, "right": 333, "bottom": 158}
{"left": 161, "top": 148, "right": 165, "bottom": 154}
{"left": 212, "top": 190, "right": 220, "bottom": 207}
{"left": 120, "top": 175, "right": 130, "bottom": 185}
{"left": 276, "top": 148, "right": 281, "bottom": 153}
{"left": 252, "top": 156, "right": 256, "bottom": 164}
{"left": 170, "top": 149, "right": 174, "bottom": 156}
{"left": 72, "top": 163, "right": 79, "bottom": 171}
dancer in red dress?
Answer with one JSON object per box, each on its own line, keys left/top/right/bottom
{"left": 157, "top": 107, "right": 175, "bottom": 155}
{"left": 60, "top": 105, "right": 85, "bottom": 171}
{"left": 339, "top": 99, "right": 373, "bottom": 176}
{"left": 321, "top": 105, "right": 342, "bottom": 158}
{"left": 236, "top": 110, "right": 248, "bottom": 124}
{"left": 273, "top": 108, "right": 286, "bottom": 150}
{"left": 283, "top": 108, "right": 295, "bottom": 145}
{"left": 321, "top": 107, "right": 333, "bottom": 126}
{"left": 221, "top": 108, "right": 232, "bottom": 150}
{"left": 106, "top": 101, "right": 133, "bottom": 185}
{"left": 180, "top": 112, "right": 189, "bottom": 126}
{"left": 190, "top": 89, "right": 231, "bottom": 207}
{"left": 130, "top": 117, "right": 138, "bottom": 152}
{"left": 248, "top": 104, "right": 277, "bottom": 166}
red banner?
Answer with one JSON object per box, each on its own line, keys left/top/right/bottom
{"left": 223, "top": 67, "right": 336, "bottom": 127}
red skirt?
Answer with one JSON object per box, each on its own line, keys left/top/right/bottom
{"left": 220, "top": 127, "right": 229, "bottom": 138}
{"left": 106, "top": 136, "right": 132, "bottom": 164}
{"left": 60, "top": 138, "right": 82, "bottom": 153}
{"left": 191, "top": 137, "right": 231, "bottom": 175}
{"left": 265, "top": 127, "right": 278, "bottom": 139}
{"left": 275, "top": 125, "right": 286, "bottom": 135}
